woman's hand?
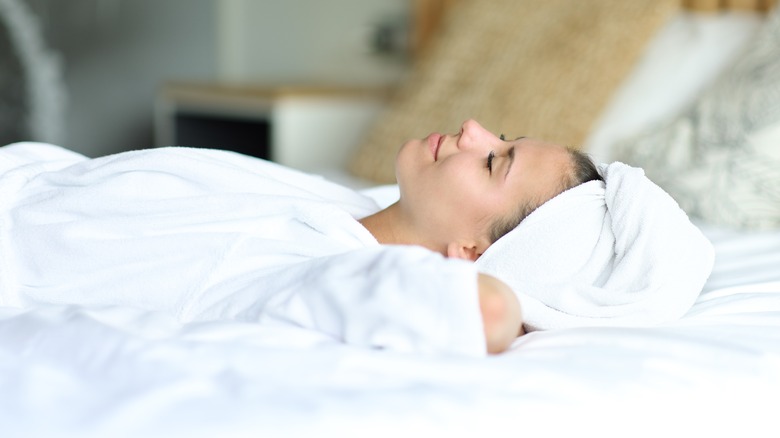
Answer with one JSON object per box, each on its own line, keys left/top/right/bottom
{"left": 477, "top": 273, "right": 524, "bottom": 354}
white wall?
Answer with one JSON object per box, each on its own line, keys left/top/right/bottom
{"left": 39, "top": 0, "right": 218, "bottom": 157}
{"left": 218, "top": 0, "right": 408, "bottom": 86}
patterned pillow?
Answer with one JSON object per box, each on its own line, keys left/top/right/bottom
{"left": 613, "top": 6, "right": 780, "bottom": 230}
{"left": 348, "top": 0, "right": 678, "bottom": 183}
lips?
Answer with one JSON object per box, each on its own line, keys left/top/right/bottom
{"left": 428, "top": 133, "right": 443, "bottom": 161}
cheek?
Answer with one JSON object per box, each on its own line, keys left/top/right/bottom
{"left": 395, "top": 140, "right": 419, "bottom": 184}
{"left": 439, "top": 166, "right": 496, "bottom": 215}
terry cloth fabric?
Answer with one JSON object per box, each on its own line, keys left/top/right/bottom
{"left": 476, "top": 162, "right": 715, "bottom": 331}
{"left": 0, "top": 143, "right": 487, "bottom": 356}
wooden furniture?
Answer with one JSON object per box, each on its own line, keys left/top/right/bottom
{"left": 155, "top": 82, "right": 388, "bottom": 173}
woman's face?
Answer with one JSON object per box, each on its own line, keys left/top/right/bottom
{"left": 395, "top": 119, "right": 572, "bottom": 258}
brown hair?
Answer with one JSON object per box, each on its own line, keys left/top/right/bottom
{"left": 488, "top": 147, "right": 603, "bottom": 243}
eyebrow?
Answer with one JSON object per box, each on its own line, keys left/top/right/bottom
{"left": 504, "top": 146, "right": 515, "bottom": 180}
{"left": 504, "top": 136, "right": 524, "bottom": 180}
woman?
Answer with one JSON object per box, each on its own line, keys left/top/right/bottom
{"left": 0, "top": 119, "right": 600, "bottom": 355}
{"left": 360, "top": 119, "right": 602, "bottom": 351}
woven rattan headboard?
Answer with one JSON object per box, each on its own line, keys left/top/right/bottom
{"left": 683, "top": 0, "right": 776, "bottom": 11}
{"left": 412, "top": 0, "right": 777, "bottom": 55}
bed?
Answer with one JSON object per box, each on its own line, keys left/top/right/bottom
{"left": 3, "top": 0, "right": 780, "bottom": 437}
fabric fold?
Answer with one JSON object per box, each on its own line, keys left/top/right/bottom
{"left": 0, "top": 143, "right": 486, "bottom": 356}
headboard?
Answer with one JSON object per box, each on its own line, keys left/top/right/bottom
{"left": 412, "top": 0, "right": 778, "bottom": 55}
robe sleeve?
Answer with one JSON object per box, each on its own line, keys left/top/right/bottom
{"left": 191, "top": 245, "right": 488, "bottom": 357}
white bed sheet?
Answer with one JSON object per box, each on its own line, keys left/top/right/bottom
{"left": 1, "top": 218, "right": 779, "bottom": 438}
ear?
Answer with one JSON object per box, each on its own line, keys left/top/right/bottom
{"left": 446, "top": 241, "right": 480, "bottom": 261}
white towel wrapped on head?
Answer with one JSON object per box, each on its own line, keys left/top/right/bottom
{"left": 476, "top": 162, "right": 715, "bottom": 331}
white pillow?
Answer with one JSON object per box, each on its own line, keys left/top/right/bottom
{"left": 585, "top": 11, "right": 764, "bottom": 163}
{"left": 610, "top": 6, "right": 780, "bottom": 230}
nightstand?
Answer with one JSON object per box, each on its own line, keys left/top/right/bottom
{"left": 155, "top": 82, "right": 388, "bottom": 173}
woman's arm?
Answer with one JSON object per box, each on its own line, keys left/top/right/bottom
{"left": 197, "top": 246, "right": 492, "bottom": 357}
{"left": 478, "top": 273, "right": 524, "bottom": 354}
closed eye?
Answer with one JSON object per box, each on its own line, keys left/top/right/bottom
{"left": 487, "top": 151, "right": 495, "bottom": 174}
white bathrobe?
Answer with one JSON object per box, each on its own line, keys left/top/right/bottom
{"left": 0, "top": 143, "right": 486, "bottom": 356}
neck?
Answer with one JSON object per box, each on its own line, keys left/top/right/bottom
{"left": 359, "top": 202, "right": 430, "bottom": 249}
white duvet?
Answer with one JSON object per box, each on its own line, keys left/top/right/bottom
{"left": 1, "top": 145, "right": 779, "bottom": 437}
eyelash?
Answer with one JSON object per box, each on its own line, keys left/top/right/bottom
{"left": 487, "top": 134, "right": 506, "bottom": 174}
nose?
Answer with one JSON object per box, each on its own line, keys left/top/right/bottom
{"left": 458, "top": 119, "right": 496, "bottom": 152}
{"left": 460, "top": 119, "right": 486, "bottom": 139}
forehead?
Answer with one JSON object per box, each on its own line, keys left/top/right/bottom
{"left": 517, "top": 137, "right": 568, "bottom": 155}
{"left": 508, "top": 138, "right": 571, "bottom": 203}
{"left": 518, "top": 137, "right": 570, "bottom": 168}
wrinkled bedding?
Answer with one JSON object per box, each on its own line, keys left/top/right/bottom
{"left": 2, "top": 185, "right": 779, "bottom": 436}
{"left": 0, "top": 143, "right": 485, "bottom": 359}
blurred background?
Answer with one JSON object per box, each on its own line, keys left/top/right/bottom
{"left": 2, "top": 0, "right": 775, "bottom": 193}
{"left": 0, "top": 0, "right": 410, "bottom": 159}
